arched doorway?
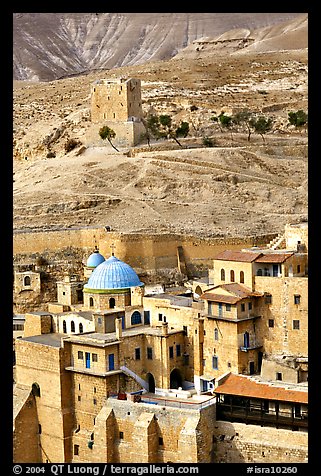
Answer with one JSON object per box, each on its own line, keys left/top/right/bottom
{"left": 147, "top": 373, "right": 155, "bottom": 393}
{"left": 170, "top": 369, "right": 183, "bottom": 389}
{"left": 194, "top": 286, "right": 202, "bottom": 297}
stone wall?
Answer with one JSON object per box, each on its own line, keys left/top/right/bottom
{"left": 13, "top": 228, "right": 275, "bottom": 279}
{"left": 212, "top": 421, "right": 308, "bottom": 463}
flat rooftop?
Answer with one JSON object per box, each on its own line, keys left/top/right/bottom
{"left": 20, "top": 333, "right": 64, "bottom": 348}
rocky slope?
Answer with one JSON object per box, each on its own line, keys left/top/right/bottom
{"left": 13, "top": 14, "right": 308, "bottom": 238}
{"left": 13, "top": 13, "right": 303, "bottom": 81}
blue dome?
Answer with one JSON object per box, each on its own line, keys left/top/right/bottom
{"left": 86, "top": 250, "right": 106, "bottom": 268}
{"left": 84, "top": 255, "right": 143, "bottom": 291}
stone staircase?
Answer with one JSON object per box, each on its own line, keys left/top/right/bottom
{"left": 267, "top": 233, "right": 286, "bottom": 250}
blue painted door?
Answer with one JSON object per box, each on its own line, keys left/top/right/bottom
{"left": 85, "top": 352, "right": 90, "bottom": 369}
{"left": 108, "top": 354, "right": 115, "bottom": 371}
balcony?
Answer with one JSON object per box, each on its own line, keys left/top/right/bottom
{"left": 205, "top": 314, "right": 261, "bottom": 323}
{"left": 217, "top": 402, "right": 308, "bottom": 430}
{"left": 240, "top": 342, "right": 263, "bottom": 352}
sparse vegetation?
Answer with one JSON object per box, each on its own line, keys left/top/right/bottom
{"left": 99, "top": 125, "right": 119, "bottom": 152}
{"left": 288, "top": 110, "right": 308, "bottom": 130}
{"left": 64, "top": 138, "right": 80, "bottom": 153}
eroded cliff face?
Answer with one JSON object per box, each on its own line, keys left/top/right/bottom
{"left": 13, "top": 12, "right": 302, "bottom": 81}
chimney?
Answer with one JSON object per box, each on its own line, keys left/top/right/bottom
{"left": 115, "top": 317, "right": 122, "bottom": 340}
{"left": 162, "top": 322, "right": 168, "bottom": 336}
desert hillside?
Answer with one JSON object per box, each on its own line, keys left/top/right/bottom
{"left": 13, "top": 14, "right": 308, "bottom": 238}
{"left": 13, "top": 13, "right": 304, "bottom": 81}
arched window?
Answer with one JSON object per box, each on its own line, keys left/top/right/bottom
{"left": 221, "top": 269, "right": 225, "bottom": 281}
{"left": 240, "top": 271, "right": 244, "bottom": 283}
{"left": 230, "top": 270, "right": 235, "bottom": 282}
{"left": 24, "top": 275, "right": 31, "bottom": 286}
{"left": 32, "top": 382, "right": 41, "bottom": 397}
{"left": 89, "top": 297, "right": 94, "bottom": 308}
{"left": 214, "top": 328, "right": 219, "bottom": 341}
{"left": 131, "top": 311, "right": 142, "bottom": 325}
{"left": 63, "top": 320, "right": 67, "bottom": 333}
{"left": 71, "top": 321, "right": 75, "bottom": 333}
{"left": 79, "top": 323, "right": 83, "bottom": 333}
{"left": 109, "top": 298, "right": 115, "bottom": 309}
{"left": 257, "top": 269, "right": 263, "bottom": 276}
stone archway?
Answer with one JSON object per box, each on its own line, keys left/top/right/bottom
{"left": 170, "top": 369, "right": 183, "bottom": 389}
{"left": 147, "top": 373, "right": 155, "bottom": 393}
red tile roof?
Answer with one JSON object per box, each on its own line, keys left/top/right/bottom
{"left": 215, "top": 373, "right": 308, "bottom": 404}
{"left": 200, "top": 283, "right": 263, "bottom": 302}
{"left": 220, "top": 283, "right": 263, "bottom": 298}
{"left": 255, "top": 253, "right": 294, "bottom": 263}
{"left": 215, "top": 250, "right": 262, "bottom": 262}
{"left": 201, "top": 293, "right": 240, "bottom": 304}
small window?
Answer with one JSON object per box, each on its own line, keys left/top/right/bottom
{"left": 240, "top": 271, "right": 244, "bottom": 284}
{"left": 230, "top": 270, "right": 235, "bottom": 282}
{"left": 78, "top": 395, "right": 81, "bottom": 401}
{"left": 135, "top": 348, "right": 141, "bottom": 360}
{"left": 159, "top": 437, "right": 164, "bottom": 446}
{"left": 294, "top": 295, "right": 301, "bottom": 305}
{"left": 89, "top": 297, "right": 94, "bottom": 308}
{"left": 226, "top": 304, "right": 231, "bottom": 312}
{"left": 78, "top": 351, "right": 84, "bottom": 360}
{"left": 212, "top": 356, "right": 218, "bottom": 370}
{"left": 119, "top": 431, "right": 124, "bottom": 439}
{"left": 183, "top": 353, "right": 189, "bottom": 365}
{"left": 183, "top": 325, "right": 188, "bottom": 336}
{"left": 74, "top": 444, "right": 79, "bottom": 456}
{"left": 257, "top": 269, "right": 263, "bottom": 276}
{"left": 248, "top": 302, "right": 252, "bottom": 311}
{"left": 71, "top": 321, "right": 75, "bottom": 333}
{"left": 147, "top": 347, "right": 153, "bottom": 360}
{"left": 92, "top": 353, "right": 98, "bottom": 362}
{"left": 131, "top": 311, "right": 142, "bottom": 325}
{"left": 265, "top": 293, "right": 272, "bottom": 304}
{"left": 276, "top": 372, "right": 282, "bottom": 381}
{"left": 297, "top": 265, "right": 301, "bottom": 273}
{"left": 268, "top": 319, "right": 274, "bottom": 328}
{"left": 38, "top": 424, "right": 42, "bottom": 434}
{"left": 293, "top": 320, "right": 300, "bottom": 330}
{"left": 214, "top": 328, "right": 219, "bottom": 341}
{"left": 169, "top": 346, "right": 174, "bottom": 359}
{"left": 24, "top": 275, "right": 31, "bottom": 286}
{"left": 241, "top": 303, "right": 245, "bottom": 312}
{"left": 93, "top": 398, "right": 97, "bottom": 405}
{"left": 62, "top": 291, "right": 66, "bottom": 296}
{"left": 63, "top": 320, "right": 67, "bottom": 333}
{"left": 93, "top": 387, "right": 96, "bottom": 393}
{"left": 176, "top": 344, "right": 181, "bottom": 357}
{"left": 78, "top": 384, "right": 81, "bottom": 390}
{"left": 79, "top": 323, "right": 83, "bottom": 333}
{"left": 158, "top": 313, "right": 163, "bottom": 321}
{"left": 221, "top": 269, "right": 225, "bottom": 281}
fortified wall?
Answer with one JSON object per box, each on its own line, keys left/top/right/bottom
{"left": 13, "top": 227, "right": 277, "bottom": 279}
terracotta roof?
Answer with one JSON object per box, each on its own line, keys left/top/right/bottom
{"left": 255, "top": 253, "right": 294, "bottom": 263}
{"left": 200, "top": 283, "right": 263, "bottom": 302}
{"left": 215, "top": 373, "right": 308, "bottom": 404}
{"left": 215, "top": 250, "right": 262, "bottom": 262}
{"left": 201, "top": 293, "right": 240, "bottom": 304}
{"left": 220, "top": 283, "right": 263, "bottom": 298}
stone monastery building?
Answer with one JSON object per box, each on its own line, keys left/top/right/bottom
{"left": 13, "top": 224, "right": 308, "bottom": 464}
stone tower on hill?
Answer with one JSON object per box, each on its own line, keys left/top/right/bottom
{"left": 86, "top": 78, "right": 145, "bottom": 148}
